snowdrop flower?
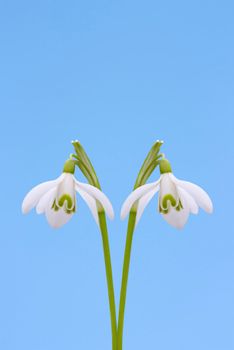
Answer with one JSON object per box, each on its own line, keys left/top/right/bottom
{"left": 121, "top": 159, "right": 213, "bottom": 229}
{"left": 22, "top": 160, "right": 114, "bottom": 228}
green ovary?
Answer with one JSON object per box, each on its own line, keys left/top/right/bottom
{"left": 159, "top": 194, "right": 183, "bottom": 214}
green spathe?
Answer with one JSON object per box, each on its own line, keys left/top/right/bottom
{"left": 159, "top": 158, "right": 172, "bottom": 174}
{"left": 71, "top": 140, "right": 100, "bottom": 188}
{"left": 134, "top": 140, "right": 163, "bottom": 189}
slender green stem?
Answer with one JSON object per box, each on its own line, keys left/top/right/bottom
{"left": 72, "top": 141, "right": 117, "bottom": 348}
{"left": 117, "top": 141, "right": 163, "bottom": 349}
{"left": 117, "top": 211, "right": 137, "bottom": 350}
{"left": 98, "top": 211, "right": 117, "bottom": 350}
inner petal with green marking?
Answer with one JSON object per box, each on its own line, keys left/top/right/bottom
{"left": 159, "top": 194, "right": 182, "bottom": 214}
{"left": 52, "top": 194, "right": 76, "bottom": 214}
{"left": 175, "top": 200, "right": 183, "bottom": 212}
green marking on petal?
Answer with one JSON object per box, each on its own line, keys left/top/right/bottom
{"left": 52, "top": 196, "right": 76, "bottom": 214}
{"left": 175, "top": 200, "right": 183, "bottom": 211}
{"left": 159, "top": 194, "right": 180, "bottom": 214}
{"left": 159, "top": 197, "right": 183, "bottom": 214}
{"left": 52, "top": 200, "right": 60, "bottom": 211}
{"left": 65, "top": 206, "right": 76, "bottom": 214}
{"left": 161, "top": 194, "right": 177, "bottom": 209}
{"left": 159, "top": 206, "right": 169, "bottom": 214}
{"left": 58, "top": 194, "right": 73, "bottom": 209}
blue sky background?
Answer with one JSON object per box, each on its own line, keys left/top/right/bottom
{"left": 0, "top": 0, "right": 234, "bottom": 349}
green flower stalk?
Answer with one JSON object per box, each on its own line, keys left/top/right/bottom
{"left": 117, "top": 140, "right": 164, "bottom": 350}
{"left": 22, "top": 140, "right": 117, "bottom": 349}
{"left": 119, "top": 143, "right": 213, "bottom": 349}
{"left": 71, "top": 140, "right": 117, "bottom": 350}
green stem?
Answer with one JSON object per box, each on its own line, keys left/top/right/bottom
{"left": 117, "top": 141, "right": 163, "bottom": 349}
{"left": 117, "top": 211, "right": 137, "bottom": 350}
{"left": 72, "top": 141, "right": 117, "bottom": 348}
{"left": 98, "top": 211, "right": 117, "bottom": 350}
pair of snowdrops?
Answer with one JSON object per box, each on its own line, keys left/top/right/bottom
{"left": 22, "top": 157, "right": 213, "bottom": 230}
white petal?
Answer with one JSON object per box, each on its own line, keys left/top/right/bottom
{"left": 75, "top": 181, "right": 114, "bottom": 220}
{"left": 170, "top": 174, "right": 213, "bottom": 213}
{"left": 136, "top": 186, "right": 159, "bottom": 226}
{"left": 159, "top": 173, "right": 179, "bottom": 208}
{"left": 121, "top": 180, "right": 160, "bottom": 219}
{"left": 177, "top": 186, "right": 199, "bottom": 214}
{"left": 57, "top": 174, "right": 76, "bottom": 209}
{"left": 22, "top": 174, "right": 65, "bottom": 214}
{"left": 161, "top": 184, "right": 191, "bottom": 229}
{"left": 75, "top": 186, "right": 99, "bottom": 227}
{"left": 162, "top": 204, "right": 190, "bottom": 229}
{"left": 36, "top": 187, "right": 57, "bottom": 214}
{"left": 45, "top": 204, "right": 74, "bottom": 229}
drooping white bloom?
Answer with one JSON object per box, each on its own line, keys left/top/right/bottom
{"left": 121, "top": 160, "right": 213, "bottom": 229}
{"left": 22, "top": 170, "right": 114, "bottom": 229}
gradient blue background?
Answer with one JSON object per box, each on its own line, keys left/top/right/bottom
{"left": 0, "top": 0, "right": 233, "bottom": 349}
